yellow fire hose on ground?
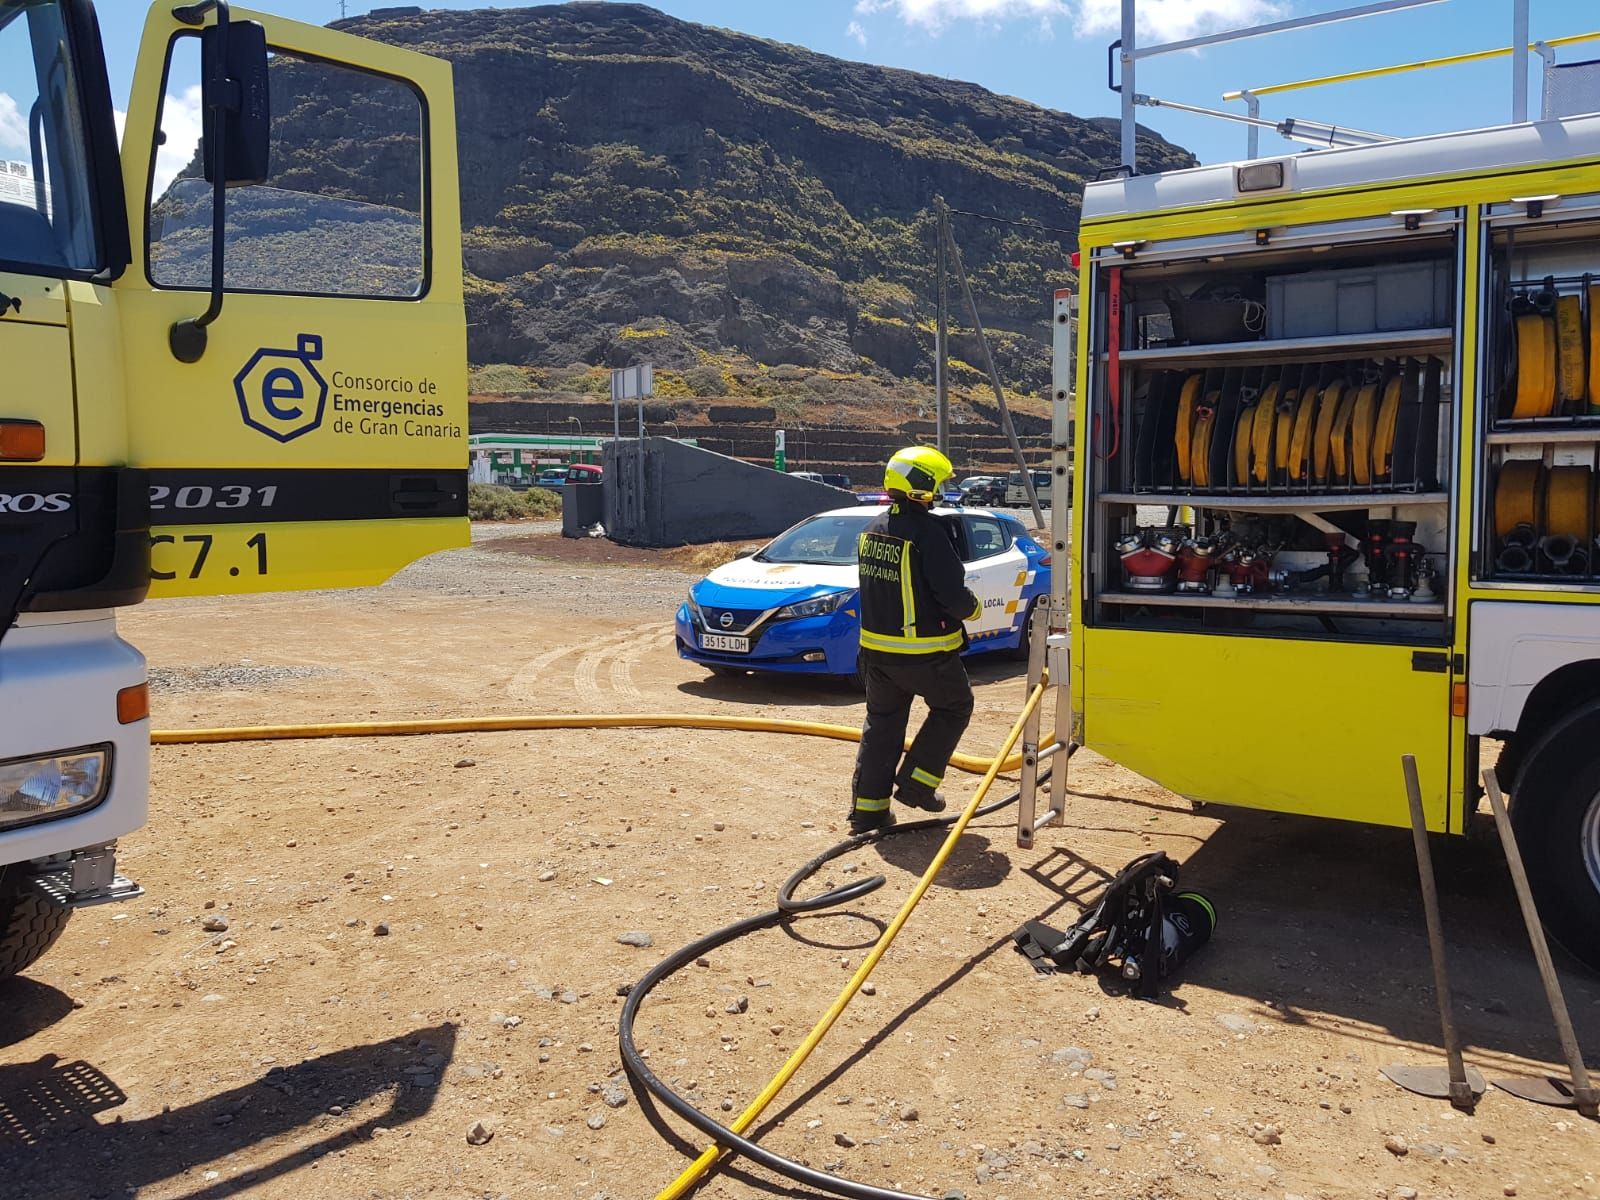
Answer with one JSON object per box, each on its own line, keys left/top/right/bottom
{"left": 647, "top": 683, "right": 1046, "bottom": 1200}
{"left": 152, "top": 688, "right": 1052, "bottom": 1200}
{"left": 151, "top": 712, "right": 1034, "bottom": 776}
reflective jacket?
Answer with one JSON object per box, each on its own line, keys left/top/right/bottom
{"left": 856, "top": 501, "right": 981, "bottom": 655}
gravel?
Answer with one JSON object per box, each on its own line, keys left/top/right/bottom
{"left": 382, "top": 522, "right": 698, "bottom": 611}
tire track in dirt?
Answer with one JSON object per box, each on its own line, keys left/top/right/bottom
{"left": 574, "top": 623, "right": 659, "bottom": 707}
{"left": 506, "top": 625, "right": 646, "bottom": 705}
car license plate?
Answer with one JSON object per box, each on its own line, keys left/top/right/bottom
{"left": 702, "top": 633, "right": 749, "bottom": 653}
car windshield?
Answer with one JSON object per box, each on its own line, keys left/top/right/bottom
{"left": 756, "top": 513, "right": 874, "bottom": 566}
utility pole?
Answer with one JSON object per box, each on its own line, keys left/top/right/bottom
{"left": 940, "top": 213, "right": 1045, "bottom": 528}
{"left": 338, "top": 1, "right": 349, "bottom": 18}
{"left": 933, "top": 197, "right": 950, "bottom": 458}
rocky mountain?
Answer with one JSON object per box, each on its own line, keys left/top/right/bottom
{"left": 314, "top": 3, "right": 1192, "bottom": 393}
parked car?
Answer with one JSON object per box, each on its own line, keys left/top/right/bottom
{"left": 961, "top": 475, "right": 1006, "bottom": 505}
{"left": 565, "top": 464, "right": 602, "bottom": 485}
{"left": 789, "top": 471, "right": 851, "bottom": 489}
{"left": 675, "top": 504, "right": 1051, "bottom": 684}
{"left": 534, "top": 468, "right": 568, "bottom": 490}
{"left": 1004, "top": 469, "right": 1052, "bottom": 507}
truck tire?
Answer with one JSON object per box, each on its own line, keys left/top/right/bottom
{"left": 1510, "top": 700, "right": 1600, "bottom": 971}
{"left": 0, "top": 882, "right": 72, "bottom": 980}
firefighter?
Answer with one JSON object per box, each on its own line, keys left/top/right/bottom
{"left": 849, "top": 446, "right": 981, "bottom": 832}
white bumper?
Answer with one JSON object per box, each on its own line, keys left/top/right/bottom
{"left": 0, "top": 611, "right": 148, "bottom": 865}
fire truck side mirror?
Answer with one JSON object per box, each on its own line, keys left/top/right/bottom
{"left": 171, "top": 9, "right": 270, "bottom": 363}
{"left": 202, "top": 19, "right": 270, "bottom": 188}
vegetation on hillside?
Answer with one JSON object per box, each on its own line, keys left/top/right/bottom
{"left": 273, "top": 2, "right": 1197, "bottom": 398}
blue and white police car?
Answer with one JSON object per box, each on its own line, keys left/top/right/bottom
{"left": 675, "top": 505, "right": 1051, "bottom": 682}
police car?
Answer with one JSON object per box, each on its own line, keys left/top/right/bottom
{"left": 675, "top": 505, "right": 1051, "bottom": 682}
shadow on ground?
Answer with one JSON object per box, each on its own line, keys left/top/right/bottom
{"left": 0, "top": 978, "right": 75, "bottom": 1050}
{"left": 0, "top": 1023, "right": 456, "bottom": 1199}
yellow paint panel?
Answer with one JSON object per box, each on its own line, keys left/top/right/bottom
{"left": 1081, "top": 627, "right": 1454, "bottom": 832}
{"left": 147, "top": 518, "right": 466, "bottom": 599}
{"left": 0, "top": 322, "right": 74, "bottom": 466}
{"left": 1005, "top": 599, "right": 1019, "bottom": 614}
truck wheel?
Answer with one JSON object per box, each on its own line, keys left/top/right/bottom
{"left": 1510, "top": 700, "right": 1600, "bottom": 972}
{"left": 0, "top": 881, "right": 72, "bottom": 980}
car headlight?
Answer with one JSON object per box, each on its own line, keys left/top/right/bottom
{"left": 686, "top": 591, "right": 706, "bottom": 625}
{"left": 0, "top": 747, "right": 111, "bottom": 830}
{"left": 776, "top": 591, "right": 853, "bottom": 620}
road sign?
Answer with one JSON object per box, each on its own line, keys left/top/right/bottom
{"left": 775, "top": 429, "right": 786, "bottom": 472}
{"left": 610, "top": 364, "right": 654, "bottom": 402}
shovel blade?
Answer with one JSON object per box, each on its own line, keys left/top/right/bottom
{"left": 1493, "top": 1075, "right": 1579, "bottom": 1107}
{"left": 1381, "top": 1063, "right": 1487, "bottom": 1100}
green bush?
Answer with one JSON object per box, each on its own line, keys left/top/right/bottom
{"left": 683, "top": 363, "right": 731, "bottom": 396}
{"left": 468, "top": 483, "right": 562, "bottom": 521}
{"left": 470, "top": 362, "right": 534, "bottom": 394}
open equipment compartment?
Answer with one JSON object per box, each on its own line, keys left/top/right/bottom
{"left": 1479, "top": 194, "right": 1600, "bottom": 587}
{"left": 1086, "top": 212, "right": 1460, "bottom": 645}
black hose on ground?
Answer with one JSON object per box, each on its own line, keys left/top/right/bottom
{"left": 619, "top": 765, "right": 1065, "bottom": 1200}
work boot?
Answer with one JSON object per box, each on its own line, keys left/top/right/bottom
{"left": 848, "top": 802, "right": 894, "bottom": 834}
{"left": 895, "top": 787, "right": 948, "bottom": 814}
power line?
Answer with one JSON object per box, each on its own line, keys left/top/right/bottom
{"left": 944, "top": 206, "right": 1079, "bottom": 239}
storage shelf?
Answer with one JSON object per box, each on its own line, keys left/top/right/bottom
{"left": 1099, "top": 491, "right": 1449, "bottom": 511}
{"left": 1106, "top": 327, "right": 1453, "bottom": 366}
{"left": 1098, "top": 591, "right": 1446, "bottom": 617}
{"left": 1487, "top": 425, "right": 1600, "bottom": 445}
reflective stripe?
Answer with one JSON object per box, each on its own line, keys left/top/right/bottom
{"left": 854, "top": 795, "right": 891, "bottom": 812}
{"left": 910, "top": 767, "right": 942, "bottom": 788}
{"left": 900, "top": 541, "right": 915, "bottom": 639}
{"left": 968, "top": 598, "right": 982, "bottom": 621}
{"left": 859, "top": 628, "right": 964, "bottom": 654}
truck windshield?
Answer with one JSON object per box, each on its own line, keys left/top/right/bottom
{"left": 0, "top": 0, "right": 101, "bottom": 274}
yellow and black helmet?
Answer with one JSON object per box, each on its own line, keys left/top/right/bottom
{"left": 884, "top": 445, "right": 954, "bottom": 502}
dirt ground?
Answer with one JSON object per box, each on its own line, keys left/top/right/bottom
{"left": 2, "top": 523, "right": 1598, "bottom": 1200}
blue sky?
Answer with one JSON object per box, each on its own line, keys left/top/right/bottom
{"left": 93, "top": 0, "right": 1600, "bottom": 166}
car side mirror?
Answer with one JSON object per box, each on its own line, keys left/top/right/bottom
{"left": 169, "top": 3, "right": 271, "bottom": 363}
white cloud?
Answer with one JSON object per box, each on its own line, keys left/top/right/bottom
{"left": 154, "top": 85, "right": 205, "bottom": 196}
{"left": 1076, "top": 0, "right": 1283, "bottom": 41}
{"left": 856, "top": 0, "right": 1284, "bottom": 41}
{"left": 0, "top": 92, "right": 27, "bottom": 153}
{"left": 847, "top": 19, "right": 868, "bottom": 46}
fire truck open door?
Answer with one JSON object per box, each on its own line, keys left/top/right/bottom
{"left": 116, "top": 5, "right": 466, "bottom": 599}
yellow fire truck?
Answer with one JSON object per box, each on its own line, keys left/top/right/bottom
{"left": 1072, "top": 115, "right": 1600, "bottom": 970}
{"left": 0, "top": 1, "right": 464, "bottom": 975}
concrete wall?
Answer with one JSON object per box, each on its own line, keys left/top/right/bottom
{"left": 560, "top": 482, "right": 605, "bottom": 538}
{"left": 603, "top": 437, "right": 851, "bottom": 546}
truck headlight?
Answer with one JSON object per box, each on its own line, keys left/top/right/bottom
{"left": 776, "top": 591, "right": 853, "bottom": 620}
{"left": 0, "top": 747, "right": 111, "bottom": 830}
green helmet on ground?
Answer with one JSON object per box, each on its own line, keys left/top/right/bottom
{"left": 884, "top": 446, "right": 954, "bottom": 502}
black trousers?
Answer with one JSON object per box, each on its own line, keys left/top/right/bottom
{"left": 850, "top": 649, "right": 975, "bottom": 810}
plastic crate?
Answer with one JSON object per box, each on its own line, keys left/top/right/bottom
{"left": 1265, "top": 260, "right": 1452, "bottom": 339}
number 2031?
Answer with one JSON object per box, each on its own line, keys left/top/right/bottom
{"left": 149, "top": 484, "right": 278, "bottom": 511}
{"left": 151, "top": 532, "right": 269, "bottom": 581}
